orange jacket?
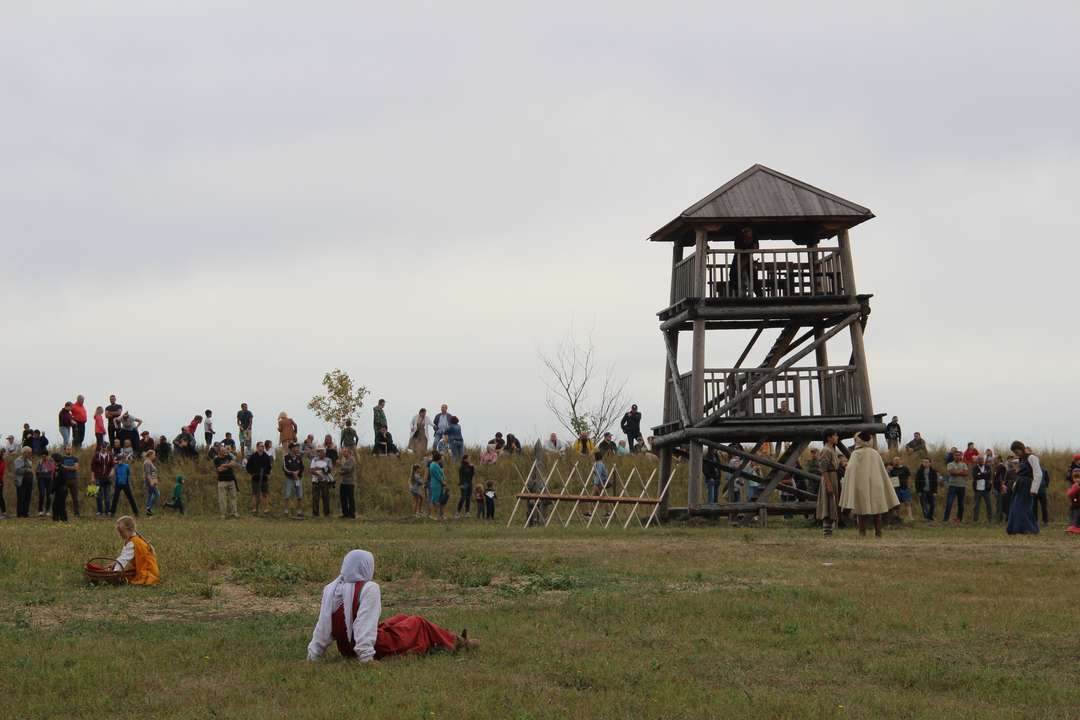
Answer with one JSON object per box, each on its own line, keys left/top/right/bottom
{"left": 130, "top": 534, "right": 160, "bottom": 586}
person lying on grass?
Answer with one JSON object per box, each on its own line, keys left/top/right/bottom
{"left": 84, "top": 515, "right": 160, "bottom": 585}
{"left": 307, "top": 549, "right": 478, "bottom": 663}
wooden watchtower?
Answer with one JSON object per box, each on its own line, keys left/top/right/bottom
{"left": 650, "top": 165, "right": 885, "bottom": 519}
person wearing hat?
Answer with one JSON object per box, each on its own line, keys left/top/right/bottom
{"left": 620, "top": 405, "right": 643, "bottom": 455}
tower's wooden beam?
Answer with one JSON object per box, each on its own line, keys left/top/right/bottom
{"left": 653, "top": 421, "right": 886, "bottom": 445}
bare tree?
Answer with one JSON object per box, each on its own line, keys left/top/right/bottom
{"left": 539, "top": 332, "right": 628, "bottom": 440}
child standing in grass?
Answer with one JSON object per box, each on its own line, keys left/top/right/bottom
{"left": 111, "top": 457, "right": 138, "bottom": 517}
{"left": 474, "top": 483, "right": 484, "bottom": 519}
{"left": 93, "top": 406, "right": 107, "bottom": 447}
{"left": 1066, "top": 469, "right": 1080, "bottom": 535}
{"left": 484, "top": 481, "right": 496, "bottom": 520}
{"left": 204, "top": 409, "right": 215, "bottom": 449}
{"left": 143, "top": 450, "right": 160, "bottom": 516}
{"left": 409, "top": 464, "right": 424, "bottom": 517}
{"left": 591, "top": 452, "right": 608, "bottom": 496}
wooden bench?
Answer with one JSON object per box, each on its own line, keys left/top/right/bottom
{"left": 515, "top": 493, "right": 661, "bottom": 505}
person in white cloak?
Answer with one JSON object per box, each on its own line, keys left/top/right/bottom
{"left": 839, "top": 431, "right": 900, "bottom": 538}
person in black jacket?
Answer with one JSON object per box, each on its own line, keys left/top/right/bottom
{"left": 914, "top": 458, "right": 939, "bottom": 521}
{"left": 889, "top": 457, "right": 913, "bottom": 523}
{"left": 620, "top": 405, "right": 643, "bottom": 454}
{"left": 703, "top": 447, "right": 722, "bottom": 504}
{"left": 992, "top": 456, "right": 1010, "bottom": 522}
{"left": 246, "top": 441, "right": 273, "bottom": 516}
{"left": 456, "top": 455, "right": 475, "bottom": 517}
{"left": 970, "top": 457, "right": 994, "bottom": 523}
{"left": 885, "top": 416, "right": 902, "bottom": 453}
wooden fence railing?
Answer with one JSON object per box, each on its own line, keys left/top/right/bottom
{"left": 665, "top": 365, "right": 861, "bottom": 424}
{"left": 668, "top": 247, "right": 846, "bottom": 305}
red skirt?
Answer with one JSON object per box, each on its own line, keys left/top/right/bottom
{"left": 374, "top": 614, "right": 458, "bottom": 658}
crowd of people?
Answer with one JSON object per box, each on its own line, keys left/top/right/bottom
{"left": 0, "top": 395, "right": 651, "bottom": 523}
{"left": 5, "top": 400, "right": 1078, "bottom": 536}
{"left": 755, "top": 417, "right": 1080, "bottom": 537}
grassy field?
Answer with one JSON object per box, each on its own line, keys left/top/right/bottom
{"left": 1, "top": 515, "right": 1079, "bottom": 720}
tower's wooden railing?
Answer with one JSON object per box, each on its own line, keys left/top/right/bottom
{"left": 664, "top": 365, "right": 862, "bottom": 425}
{"left": 668, "top": 247, "right": 847, "bottom": 305}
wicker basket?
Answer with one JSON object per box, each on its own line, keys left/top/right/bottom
{"left": 84, "top": 557, "right": 136, "bottom": 585}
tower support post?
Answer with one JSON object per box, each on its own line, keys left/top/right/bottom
{"left": 839, "top": 229, "right": 875, "bottom": 422}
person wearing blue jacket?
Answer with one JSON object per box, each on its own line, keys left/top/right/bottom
{"left": 446, "top": 417, "right": 464, "bottom": 461}
{"left": 110, "top": 459, "right": 139, "bottom": 516}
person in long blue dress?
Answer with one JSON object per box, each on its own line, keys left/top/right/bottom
{"left": 1006, "top": 441, "right": 1041, "bottom": 535}
{"left": 427, "top": 452, "right": 446, "bottom": 521}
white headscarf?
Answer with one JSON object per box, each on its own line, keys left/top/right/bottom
{"left": 337, "top": 549, "right": 374, "bottom": 641}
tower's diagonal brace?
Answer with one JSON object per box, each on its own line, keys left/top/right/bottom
{"left": 695, "top": 312, "right": 860, "bottom": 427}
{"left": 663, "top": 333, "right": 692, "bottom": 427}
{"left": 752, "top": 440, "right": 812, "bottom": 502}
{"left": 699, "top": 439, "right": 820, "bottom": 500}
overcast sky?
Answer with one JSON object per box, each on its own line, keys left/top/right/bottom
{"left": 2, "top": 1, "right": 1078, "bottom": 450}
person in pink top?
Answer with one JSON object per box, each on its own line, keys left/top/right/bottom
{"left": 185, "top": 414, "right": 204, "bottom": 437}
{"left": 93, "top": 407, "right": 107, "bottom": 447}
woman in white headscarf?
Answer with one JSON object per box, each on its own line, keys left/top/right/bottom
{"left": 307, "top": 549, "right": 477, "bottom": 662}
{"left": 839, "top": 431, "right": 900, "bottom": 537}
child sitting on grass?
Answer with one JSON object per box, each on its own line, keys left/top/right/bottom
{"left": 1067, "top": 468, "right": 1080, "bottom": 535}
{"left": 114, "top": 515, "right": 159, "bottom": 584}
{"left": 164, "top": 475, "right": 185, "bottom": 514}
{"left": 484, "top": 481, "right": 496, "bottom": 520}
{"left": 85, "top": 516, "right": 160, "bottom": 585}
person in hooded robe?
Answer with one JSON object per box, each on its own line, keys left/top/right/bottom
{"left": 839, "top": 431, "right": 899, "bottom": 537}
{"left": 307, "top": 549, "right": 478, "bottom": 663}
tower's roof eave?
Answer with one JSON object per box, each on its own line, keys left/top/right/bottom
{"left": 649, "top": 164, "right": 874, "bottom": 242}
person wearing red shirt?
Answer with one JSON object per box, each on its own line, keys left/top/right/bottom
{"left": 185, "top": 415, "right": 204, "bottom": 439}
{"left": 962, "top": 442, "right": 979, "bottom": 465}
{"left": 71, "top": 395, "right": 89, "bottom": 449}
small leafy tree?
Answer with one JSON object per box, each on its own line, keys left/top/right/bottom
{"left": 307, "top": 369, "right": 369, "bottom": 430}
